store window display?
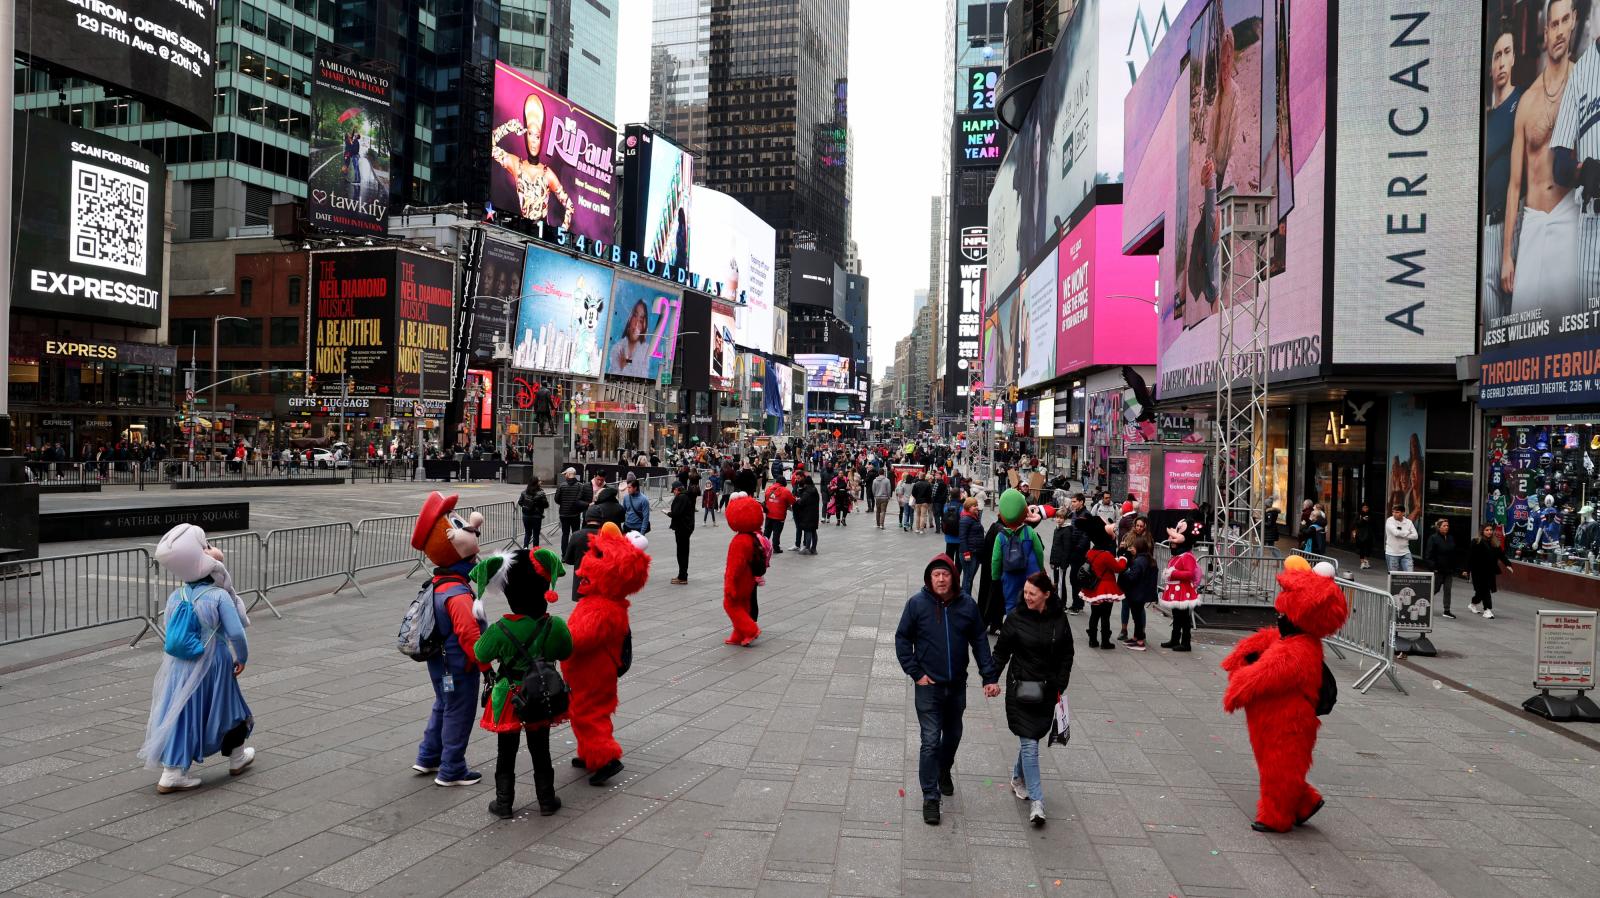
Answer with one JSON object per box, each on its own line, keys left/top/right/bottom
{"left": 1485, "top": 419, "right": 1600, "bottom": 574}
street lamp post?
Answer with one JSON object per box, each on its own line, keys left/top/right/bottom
{"left": 212, "top": 315, "right": 247, "bottom": 456}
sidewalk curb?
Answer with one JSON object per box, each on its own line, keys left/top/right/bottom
{"left": 1396, "top": 656, "right": 1600, "bottom": 753}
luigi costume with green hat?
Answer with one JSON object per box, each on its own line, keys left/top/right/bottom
{"left": 989, "top": 489, "right": 1047, "bottom": 617}
{"left": 471, "top": 547, "right": 574, "bottom": 818}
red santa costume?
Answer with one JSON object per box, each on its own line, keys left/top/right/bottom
{"left": 1075, "top": 516, "right": 1125, "bottom": 649}
{"left": 562, "top": 523, "right": 650, "bottom": 785}
{"left": 1221, "top": 557, "right": 1348, "bottom": 833}
{"left": 723, "top": 496, "right": 766, "bottom": 646}
{"left": 1159, "top": 519, "right": 1201, "bottom": 652}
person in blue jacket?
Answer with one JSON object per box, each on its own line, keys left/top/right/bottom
{"left": 894, "top": 553, "right": 1000, "bottom": 827}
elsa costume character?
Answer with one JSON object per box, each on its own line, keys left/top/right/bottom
{"left": 141, "top": 524, "right": 256, "bottom": 793}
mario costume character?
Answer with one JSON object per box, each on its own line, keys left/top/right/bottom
{"left": 723, "top": 496, "right": 768, "bottom": 646}
{"left": 1076, "top": 515, "right": 1126, "bottom": 649}
{"left": 410, "top": 491, "right": 489, "bottom": 786}
{"left": 1221, "top": 557, "right": 1349, "bottom": 833}
{"left": 989, "top": 489, "right": 1047, "bottom": 616}
{"left": 471, "top": 549, "right": 573, "bottom": 818}
{"left": 1159, "top": 519, "right": 1202, "bottom": 652}
{"left": 563, "top": 523, "right": 650, "bottom": 785}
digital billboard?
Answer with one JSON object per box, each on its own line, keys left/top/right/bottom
{"left": 967, "top": 66, "right": 1001, "bottom": 112}
{"left": 17, "top": 0, "right": 217, "bottom": 131}
{"left": 468, "top": 239, "right": 526, "bottom": 364}
{"left": 621, "top": 126, "right": 693, "bottom": 267}
{"left": 1477, "top": 0, "right": 1600, "bottom": 406}
{"left": 605, "top": 277, "right": 682, "bottom": 380}
{"left": 512, "top": 245, "right": 616, "bottom": 377}
{"left": 979, "top": 289, "right": 1020, "bottom": 388}
{"left": 393, "top": 252, "right": 455, "bottom": 401}
{"left": 945, "top": 207, "right": 988, "bottom": 402}
{"left": 308, "top": 52, "right": 393, "bottom": 236}
{"left": 310, "top": 250, "right": 396, "bottom": 398}
{"left": 954, "top": 112, "right": 1006, "bottom": 167}
{"left": 797, "top": 354, "right": 853, "bottom": 392}
{"left": 791, "top": 248, "right": 841, "bottom": 312}
{"left": 1018, "top": 246, "right": 1058, "bottom": 388}
{"left": 490, "top": 61, "right": 618, "bottom": 247}
{"left": 690, "top": 186, "right": 776, "bottom": 352}
{"left": 1056, "top": 205, "right": 1159, "bottom": 375}
{"left": 10, "top": 114, "right": 166, "bottom": 328}
{"left": 709, "top": 302, "right": 738, "bottom": 391}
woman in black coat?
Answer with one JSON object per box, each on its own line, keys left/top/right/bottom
{"left": 992, "top": 571, "right": 1073, "bottom": 827}
{"left": 1466, "top": 524, "right": 1512, "bottom": 619}
{"left": 792, "top": 475, "right": 821, "bottom": 555}
{"left": 977, "top": 519, "right": 1005, "bottom": 634}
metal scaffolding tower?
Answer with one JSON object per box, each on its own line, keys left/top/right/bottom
{"left": 1211, "top": 189, "right": 1276, "bottom": 559}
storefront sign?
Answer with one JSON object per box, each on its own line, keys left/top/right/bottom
{"left": 1534, "top": 610, "right": 1597, "bottom": 690}
{"left": 1157, "top": 413, "right": 1195, "bottom": 443}
{"left": 1389, "top": 572, "right": 1434, "bottom": 634}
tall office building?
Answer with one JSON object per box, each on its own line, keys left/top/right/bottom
{"left": 649, "top": 0, "right": 712, "bottom": 157}
{"left": 498, "top": 1, "right": 572, "bottom": 102}
{"left": 566, "top": 0, "right": 619, "bottom": 121}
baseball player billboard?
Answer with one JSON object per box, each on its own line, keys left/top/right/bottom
{"left": 1480, "top": 0, "right": 1600, "bottom": 407}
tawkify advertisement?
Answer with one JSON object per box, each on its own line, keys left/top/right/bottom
{"left": 1478, "top": 1, "right": 1600, "bottom": 407}
{"left": 512, "top": 245, "right": 616, "bottom": 377}
{"left": 468, "top": 239, "right": 526, "bottom": 365}
{"left": 310, "top": 250, "right": 397, "bottom": 397}
{"left": 1056, "top": 205, "right": 1159, "bottom": 376}
{"left": 393, "top": 252, "right": 454, "bottom": 401}
{"left": 691, "top": 186, "right": 776, "bottom": 352}
{"left": 709, "top": 303, "right": 738, "bottom": 391}
{"left": 605, "top": 277, "right": 681, "bottom": 381}
{"left": 308, "top": 52, "right": 393, "bottom": 236}
{"left": 490, "top": 61, "right": 617, "bottom": 247}
{"left": 1018, "top": 246, "right": 1058, "bottom": 388}
{"left": 17, "top": 0, "right": 217, "bottom": 131}
{"left": 1163, "top": 451, "right": 1206, "bottom": 510}
{"left": 10, "top": 114, "right": 166, "bottom": 328}
{"left": 622, "top": 126, "right": 693, "bottom": 267}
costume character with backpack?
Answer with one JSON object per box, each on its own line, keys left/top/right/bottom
{"left": 723, "top": 496, "right": 769, "bottom": 646}
{"left": 564, "top": 522, "right": 649, "bottom": 785}
{"left": 1221, "top": 556, "right": 1348, "bottom": 833}
{"left": 404, "top": 491, "right": 489, "bottom": 787}
{"left": 989, "top": 489, "right": 1047, "bottom": 617}
{"left": 471, "top": 548, "right": 573, "bottom": 818}
{"left": 1076, "top": 515, "right": 1126, "bottom": 648}
{"left": 141, "top": 524, "right": 256, "bottom": 793}
{"left": 1159, "top": 518, "right": 1202, "bottom": 652}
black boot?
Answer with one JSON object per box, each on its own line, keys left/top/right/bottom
{"left": 534, "top": 766, "right": 561, "bottom": 816}
{"left": 588, "top": 758, "right": 624, "bottom": 786}
{"left": 487, "top": 772, "right": 516, "bottom": 819}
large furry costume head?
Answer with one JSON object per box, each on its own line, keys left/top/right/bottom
{"left": 577, "top": 522, "right": 651, "bottom": 601}
{"left": 472, "top": 547, "right": 564, "bottom": 614}
{"left": 1075, "top": 513, "right": 1116, "bottom": 552}
{"left": 1167, "top": 518, "right": 1195, "bottom": 556}
{"left": 1274, "top": 556, "right": 1348, "bottom": 638}
{"left": 726, "top": 495, "right": 764, "bottom": 534}
{"left": 998, "top": 488, "right": 1028, "bottom": 529}
{"left": 411, "top": 491, "right": 485, "bottom": 567}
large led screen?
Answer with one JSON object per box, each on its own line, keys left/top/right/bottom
{"left": 491, "top": 61, "right": 618, "bottom": 246}
{"left": 605, "top": 277, "right": 682, "bottom": 381}
{"left": 691, "top": 186, "right": 776, "bottom": 352}
{"left": 512, "top": 245, "right": 616, "bottom": 377}
{"left": 308, "top": 52, "right": 393, "bottom": 236}
{"left": 1018, "top": 247, "right": 1058, "bottom": 388}
{"left": 797, "top": 354, "right": 852, "bottom": 392}
{"left": 709, "top": 303, "right": 738, "bottom": 391}
{"left": 622, "top": 126, "right": 693, "bottom": 267}
{"left": 393, "top": 252, "right": 455, "bottom": 401}
{"left": 309, "top": 249, "right": 452, "bottom": 401}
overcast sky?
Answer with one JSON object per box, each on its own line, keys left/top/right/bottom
{"left": 614, "top": 0, "right": 948, "bottom": 379}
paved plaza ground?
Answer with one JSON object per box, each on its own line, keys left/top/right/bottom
{"left": 3, "top": 481, "right": 1600, "bottom": 896}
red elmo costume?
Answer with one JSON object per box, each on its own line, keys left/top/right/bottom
{"left": 1221, "top": 558, "right": 1348, "bottom": 833}
{"left": 563, "top": 523, "right": 649, "bottom": 777}
{"left": 723, "top": 497, "right": 764, "bottom": 646}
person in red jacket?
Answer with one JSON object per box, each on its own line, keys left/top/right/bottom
{"left": 723, "top": 496, "right": 766, "bottom": 646}
{"left": 762, "top": 476, "right": 795, "bottom": 554}
{"left": 1222, "top": 556, "right": 1348, "bottom": 833}
{"left": 1159, "top": 518, "right": 1202, "bottom": 652}
{"left": 1074, "top": 515, "right": 1125, "bottom": 649}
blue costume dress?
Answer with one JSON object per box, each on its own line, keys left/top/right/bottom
{"left": 138, "top": 580, "right": 253, "bottom": 770}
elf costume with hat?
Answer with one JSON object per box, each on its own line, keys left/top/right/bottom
{"left": 723, "top": 496, "right": 767, "bottom": 646}
{"left": 563, "top": 523, "right": 650, "bottom": 785}
{"left": 1222, "top": 556, "right": 1348, "bottom": 833}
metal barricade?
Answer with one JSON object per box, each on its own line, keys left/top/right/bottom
{"left": 0, "top": 548, "right": 159, "bottom": 647}
{"left": 470, "top": 501, "right": 522, "bottom": 552}
{"left": 264, "top": 523, "right": 364, "bottom": 597}
{"left": 148, "top": 532, "right": 276, "bottom": 621}
{"left": 1326, "top": 577, "right": 1404, "bottom": 694}
{"left": 1290, "top": 547, "right": 1339, "bottom": 575}
{"left": 352, "top": 514, "right": 426, "bottom": 582}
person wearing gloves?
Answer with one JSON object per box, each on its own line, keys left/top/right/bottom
{"left": 1383, "top": 505, "right": 1418, "bottom": 572}
{"left": 141, "top": 524, "right": 256, "bottom": 793}
{"left": 992, "top": 571, "right": 1073, "bottom": 826}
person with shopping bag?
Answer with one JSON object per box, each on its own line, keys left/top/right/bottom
{"left": 991, "top": 571, "right": 1074, "bottom": 826}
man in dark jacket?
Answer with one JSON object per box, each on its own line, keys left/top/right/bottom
{"left": 554, "top": 467, "right": 592, "bottom": 553}
{"left": 666, "top": 478, "right": 699, "bottom": 584}
{"left": 561, "top": 505, "right": 607, "bottom": 602}
{"left": 588, "top": 485, "right": 625, "bottom": 529}
{"left": 733, "top": 463, "right": 758, "bottom": 496}
{"left": 1060, "top": 494, "right": 1091, "bottom": 614}
{"left": 895, "top": 554, "right": 1000, "bottom": 826}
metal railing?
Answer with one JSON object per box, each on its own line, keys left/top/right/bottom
{"left": 1326, "top": 577, "right": 1405, "bottom": 694}
{"left": 0, "top": 548, "right": 158, "bottom": 646}
{"left": 265, "top": 523, "right": 364, "bottom": 598}
{"left": 351, "top": 513, "right": 425, "bottom": 580}
{"left": 148, "top": 532, "right": 276, "bottom": 621}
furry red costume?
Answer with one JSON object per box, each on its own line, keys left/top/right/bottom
{"left": 1221, "top": 557, "right": 1348, "bottom": 833}
{"left": 563, "top": 522, "right": 649, "bottom": 783}
{"left": 723, "top": 496, "right": 764, "bottom": 646}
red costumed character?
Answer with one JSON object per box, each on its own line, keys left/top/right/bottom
{"left": 1159, "top": 519, "right": 1201, "bottom": 652}
{"left": 723, "top": 496, "right": 766, "bottom": 646}
{"left": 1221, "top": 556, "right": 1348, "bottom": 832}
{"left": 1074, "top": 515, "right": 1125, "bottom": 648}
{"left": 562, "top": 522, "right": 650, "bottom": 785}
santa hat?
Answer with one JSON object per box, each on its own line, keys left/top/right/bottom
{"left": 410, "top": 491, "right": 459, "bottom": 550}
{"left": 472, "top": 547, "right": 566, "bottom": 608}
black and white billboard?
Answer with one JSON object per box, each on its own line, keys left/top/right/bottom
{"left": 17, "top": 0, "right": 218, "bottom": 132}
{"left": 11, "top": 114, "right": 166, "bottom": 328}
{"left": 792, "top": 248, "right": 841, "bottom": 314}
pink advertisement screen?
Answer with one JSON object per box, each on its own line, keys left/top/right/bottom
{"left": 1055, "top": 205, "right": 1158, "bottom": 377}
{"left": 1164, "top": 452, "right": 1207, "bottom": 510}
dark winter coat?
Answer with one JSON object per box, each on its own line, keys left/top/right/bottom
{"left": 1467, "top": 538, "right": 1511, "bottom": 594}
{"left": 1117, "top": 552, "right": 1158, "bottom": 604}
{"left": 894, "top": 560, "right": 999, "bottom": 687}
{"left": 976, "top": 520, "right": 1004, "bottom": 629}
{"left": 555, "top": 479, "right": 592, "bottom": 518}
{"left": 1424, "top": 532, "right": 1458, "bottom": 572}
{"left": 733, "top": 468, "right": 758, "bottom": 495}
{"left": 792, "top": 482, "right": 821, "bottom": 530}
{"left": 957, "top": 510, "right": 985, "bottom": 560}
{"left": 587, "top": 487, "right": 625, "bottom": 528}
{"left": 667, "top": 489, "right": 697, "bottom": 533}
{"left": 992, "top": 605, "right": 1073, "bottom": 739}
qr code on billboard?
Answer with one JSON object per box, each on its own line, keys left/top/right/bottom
{"left": 68, "top": 161, "right": 149, "bottom": 275}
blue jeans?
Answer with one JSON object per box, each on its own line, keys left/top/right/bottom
{"left": 417, "top": 656, "right": 480, "bottom": 781}
{"left": 913, "top": 682, "right": 967, "bottom": 801}
{"left": 961, "top": 556, "right": 980, "bottom": 596}
{"left": 1013, "top": 736, "right": 1043, "bottom": 802}
{"left": 801, "top": 528, "right": 818, "bottom": 553}
{"left": 1385, "top": 553, "right": 1413, "bottom": 572}
{"left": 900, "top": 504, "right": 913, "bottom": 529}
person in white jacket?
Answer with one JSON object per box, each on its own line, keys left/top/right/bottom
{"left": 1383, "top": 505, "right": 1418, "bottom": 572}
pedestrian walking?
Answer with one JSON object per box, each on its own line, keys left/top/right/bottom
{"left": 990, "top": 490, "right": 1047, "bottom": 617}
{"left": 762, "top": 476, "right": 795, "bottom": 553}
{"left": 702, "top": 475, "right": 720, "bottom": 523}
{"left": 873, "top": 468, "right": 892, "bottom": 528}
{"left": 667, "top": 479, "right": 699, "bottom": 584}
{"left": 554, "top": 467, "right": 590, "bottom": 553}
{"left": 834, "top": 475, "right": 854, "bottom": 526}
{"left": 957, "top": 497, "right": 985, "bottom": 596}
{"left": 1383, "top": 505, "right": 1418, "bottom": 572}
{"left": 1090, "top": 491, "right": 1117, "bottom": 525}
{"left": 472, "top": 549, "right": 572, "bottom": 818}
{"left": 992, "top": 571, "right": 1073, "bottom": 826}
{"left": 1468, "top": 524, "right": 1513, "bottom": 619}
{"left": 1352, "top": 502, "right": 1375, "bottom": 570}
{"left": 1049, "top": 507, "right": 1074, "bottom": 601}
{"left": 142, "top": 525, "right": 256, "bottom": 792}
{"left": 792, "top": 472, "right": 821, "bottom": 555}
{"left": 940, "top": 490, "right": 964, "bottom": 559}
{"left": 976, "top": 515, "right": 1006, "bottom": 634}
{"left": 1424, "top": 519, "right": 1460, "bottom": 618}
{"left": 913, "top": 474, "right": 934, "bottom": 533}
{"left": 895, "top": 473, "right": 915, "bottom": 531}
{"left": 895, "top": 554, "right": 1001, "bottom": 826}
{"left": 518, "top": 476, "right": 549, "bottom": 548}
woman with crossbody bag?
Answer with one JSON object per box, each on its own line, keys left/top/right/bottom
{"left": 992, "top": 571, "right": 1075, "bottom": 827}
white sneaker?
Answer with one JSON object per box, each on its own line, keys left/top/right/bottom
{"left": 228, "top": 746, "right": 256, "bottom": 776}
{"left": 1469, "top": 603, "right": 1482, "bottom": 615}
{"left": 411, "top": 763, "right": 440, "bottom": 774}
{"left": 157, "top": 767, "right": 202, "bottom": 794}
{"left": 1011, "top": 776, "right": 1029, "bottom": 800}
{"left": 1482, "top": 610, "right": 1495, "bottom": 619}
{"left": 1029, "top": 799, "right": 1046, "bottom": 825}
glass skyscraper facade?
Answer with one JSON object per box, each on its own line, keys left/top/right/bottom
{"left": 567, "top": 0, "right": 619, "bottom": 121}
{"left": 648, "top": 0, "right": 712, "bottom": 158}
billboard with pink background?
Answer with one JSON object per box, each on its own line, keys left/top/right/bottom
{"left": 1055, "top": 204, "right": 1158, "bottom": 377}
{"left": 1163, "top": 451, "right": 1207, "bottom": 510}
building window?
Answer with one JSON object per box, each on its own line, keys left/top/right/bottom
{"left": 240, "top": 278, "right": 253, "bottom": 307}
{"left": 287, "top": 276, "right": 302, "bottom": 306}
{"left": 270, "top": 317, "right": 300, "bottom": 347}
{"left": 217, "top": 318, "right": 264, "bottom": 348}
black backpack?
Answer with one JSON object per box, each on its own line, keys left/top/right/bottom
{"left": 1070, "top": 558, "right": 1097, "bottom": 592}
{"left": 500, "top": 618, "right": 570, "bottom": 724}
{"left": 941, "top": 504, "right": 961, "bottom": 537}
{"left": 1315, "top": 661, "right": 1337, "bottom": 716}
{"left": 747, "top": 532, "right": 769, "bottom": 577}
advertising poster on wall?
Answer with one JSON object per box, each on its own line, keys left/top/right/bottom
{"left": 691, "top": 186, "right": 776, "bottom": 352}
{"left": 604, "top": 277, "right": 681, "bottom": 380}
{"left": 468, "top": 239, "right": 526, "bottom": 365}
{"left": 1388, "top": 393, "right": 1425, "bottom": 524}
{"left": 490, "top": 61, "right": 617, "bottom": 246}
{"left": 393, "top": 252, "right": 454, "bottom": 401}
{"left": 512, "top": 245, "right": 615, "bottom": 377}
{"left": 310, "top": 250, "right": 397, "bottom": 397}
{"left": 709, "top": 303, "right": 738, "bottom": 391}
{"left": 308, "top": 52, "right": 392, "bottom": 235}
{"left": 622, "top": 127, "right": 693, "bottom": 266}
{"left": 1018, "top": 246, "right": 1058, "bottom": 388}
{"left": 1534, "top": 610, "right": 1597, "bottom": 689}
{"left": 10, "top": 114, "right": 166, "bottom": 328}
{"left": 1056, "top": 205, "right": 1159, "bottom": 376}
{"left": 1127, "top": 451, "right": 1152, "bottom": 513}
{"left": 1389, "top": 571, "right": 1434, "bottom": 633}
{"left": 1163, "top": 451, "right": 1206, "bottom": 510}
